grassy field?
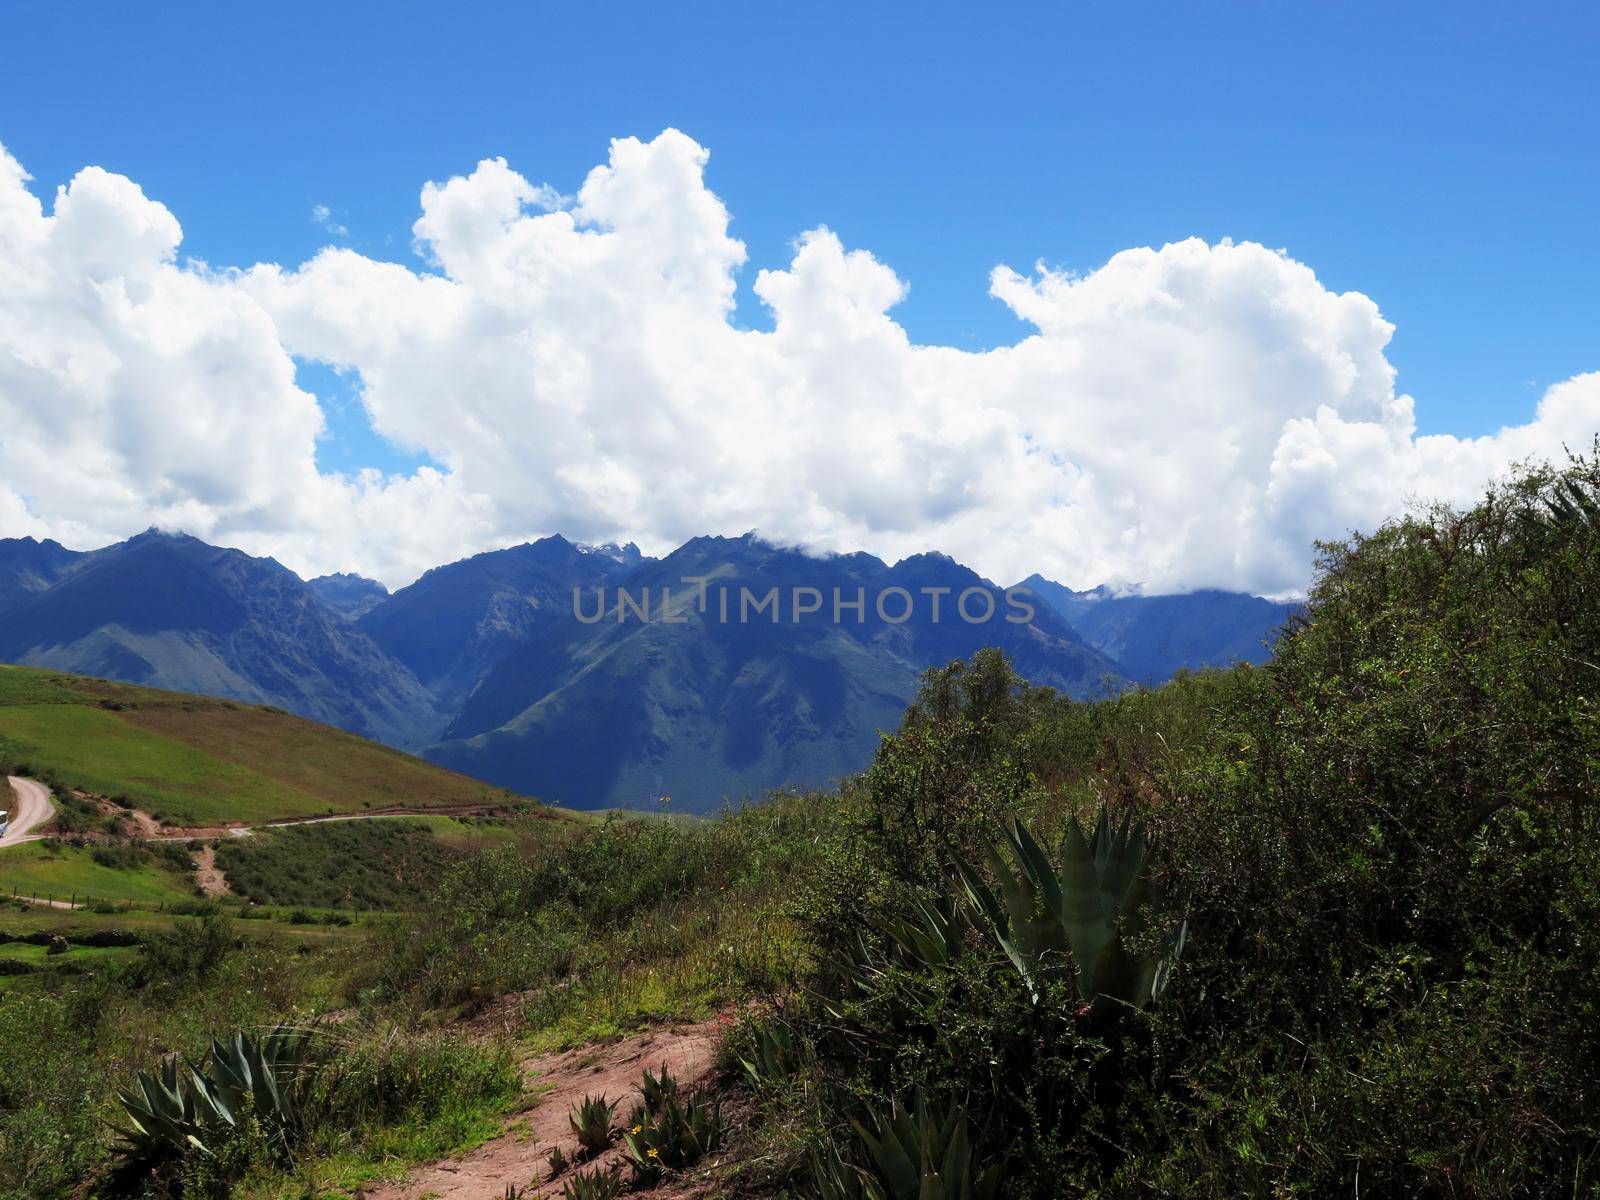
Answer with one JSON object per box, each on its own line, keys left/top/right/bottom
{"left": 0, "top": 901, "right": 377, "bottom": 944}
{"left": 0, "top": 663, "right": 537, "bottom": 825}
{"left": 388, "top": 812, "right": 544, "bottom": 847}
{"left": 0, "top": 842, "right": 197, "bottom": 905}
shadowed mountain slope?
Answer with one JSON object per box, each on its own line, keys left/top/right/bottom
{"left": 307, "top": 572, "right": 390, "bottom": 621}
{"left": 1020, "top": 574, "right": 1296, "bottom": 683}
{"left": 428, "top": 535, "right": 1125, "bottom": 810}
{"left": 0, "top": 531, "right": 438, "bottom": 747}
{"left": 357, "top": 536, "right": 647, "bottom": 711}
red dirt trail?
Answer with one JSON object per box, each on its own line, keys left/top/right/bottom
{"left": 360, "top": 1018, "right": 724, "bottom": 1200}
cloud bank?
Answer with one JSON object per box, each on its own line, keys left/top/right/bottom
{"left": 1, "top": 131, "right": 1595, "bottom": 594}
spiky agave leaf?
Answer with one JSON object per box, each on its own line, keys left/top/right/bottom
{"left": 809, "top": 1146, "right": 878, "bottom": 1200}
{"left": 850, "top": 1092, "right": 1001, "bottom": 1200}
{"left": 639, "top": 1061, "right": 680, "bottom": 1114}
{"left": 203, "top": 1026, "right": 308, "bottom": 1145}
{"left": 622, "top": 1087, "right": 725, "bottom": 1180}
{"left": 111, "top": 1025, "right": 314, "bottom": 1164}
{"left": 112, "top": 1059, "right": 194, "bottom": 1156}
{"left": 878, "top": 894, "right": 967, "bottom": 969}
{"left": 955, "top": 834, "right": 1069, "bottom": 999}
{"left": 957, "top": 805, "right": 1186, "bottom": 1018}
{"left": 738, "top": 1018, "right": 797, "bottom": 1090}
{"left": 569, "top": 1091, "right": 618, "bottom": 1155}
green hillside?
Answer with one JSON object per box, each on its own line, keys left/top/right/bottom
{"left": 0, "top": 842, "right": 197, "bottom": 905}
{"left": 0, "top": 664, "right": 532, "bottom": 826}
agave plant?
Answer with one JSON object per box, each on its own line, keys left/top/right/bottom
{"left": 878, "top": 893, "right": 968, "bottom": 970}
{"left": 738, "top": 1017, "right": 797, "bottom": 1090}
{"left": 824, "top": 893, "right": 967, "bottom": 1005}
{"left": 847, "top": 1091, "right": 1002, "bottom": 1200}
{"left": 114, "top": 1056, "right": 212, "bottom": 1160}
{"left": 560, "top": 1163, "right": 625, "bottom": 1200}
{"left": 1534, "top": 474, "right": 1600, "bottom": 532}
{"left": 568, "top": 1092, "right": 618, "bottom": 1156}
{"left": 639, "top": 1061, "right": 680, "bottom": 1114}
{"left": 810, "top": 1143, "right": 873, "bottom": 1200}
{"left": 113, "top": 1026, "right": 310, "bottom": 1162}
{"left": 546, "top": 1142, "right": 571, "bottom": 1177}
{"left": 956, "top": 806, "right": 1186, "bottom": 1018}
{"left": 203, "top": 1027, "right": 308, "bottom": 1138}
{"left": 622, "top": 1087, "right": 725, "bottom": 1182}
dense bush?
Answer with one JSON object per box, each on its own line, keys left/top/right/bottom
{"left": 214, "top": 818, "right": 459, "bottom": 909}
{"left": 762, "top": 451, "right": 1600, "bottom": 1198}
{"left": 90, "top": 838, "right": 194, "bottom": 874}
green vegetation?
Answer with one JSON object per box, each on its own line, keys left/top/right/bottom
{"left": 4, "top": 450, "right": 1598, "bottom": 1199}
{"left": 568, "top": 1092, "right": 618, "bottom": 1156}
{"left": 726, "top": 448, "right": 1600, "bottom": 1198}
{"left": 835, "top": 1092, "right": 1002, "bottom": 1200}
{"left": 362, "top": 802, "right": 814, "bottom": 1044}
{"left": 0, "top": 840, "right": 197, "bottom": 905}
{"left": 0, "top": 908, "right": 517, "bottom": 1200}
{"left": 114, "top": 1027, "right": 311, "bottom": 1166}
{"left": 0, "top": 666, "right": 560, "bottom": 921}
{"left": 0, "top": 664, "right": 530, "bottom": 825}
{"left": 620, "top": 1083, "right": 725, "bottom": 1182}
{"left": 561, "top": 1163, "right": 625, "bottom": 1200}
{"left": 954, "top": 809, "right": 1186, "bottom": 1015}
{"left": 214, "top": 820, "right": 461, "bottom": 909}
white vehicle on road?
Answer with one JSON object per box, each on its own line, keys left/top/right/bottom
{"left": 1, "top": 779, "right": 54, "bottom": 847}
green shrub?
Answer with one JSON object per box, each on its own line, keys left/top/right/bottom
{"left": 310, "top": 1025, "right": 519, "bottom": 1133}
{"left": 771, "top": 450, "right": 1600, "bottom": 1198}
{"left": 130, "top": 912, "right": 237, "bottom": 987}
{"left": 215, "top": 819, "right": 458, "bottom": 910}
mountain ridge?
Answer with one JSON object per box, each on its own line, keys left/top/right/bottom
{"left": 1018, "top": 572, "right": 1297, "bottom": 682}
{"left": 2, "top": 528, "right": 1293, "bottom": 811}
{"left": 0, "top": 530, "right": 438, "bottom": 747}
{"left": 426, "top": 536, "right": 1124, "bottom": 808}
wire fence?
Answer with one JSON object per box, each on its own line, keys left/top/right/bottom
{"left": 6, "top": 886, "right": 185, "bottom": 913}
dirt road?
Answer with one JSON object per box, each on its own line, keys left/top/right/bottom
{"left": 1, "top": 777, "right": 55, "bottom": 848}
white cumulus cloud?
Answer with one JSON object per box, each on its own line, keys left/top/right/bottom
{"left": 1, "top": 131, "right": 1596, "bottom": 595}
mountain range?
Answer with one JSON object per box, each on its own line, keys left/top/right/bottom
{"left": 0, "top": 530, "right": 1294, "bottom": 810}
{"left": 1019, "top": 575, "right": 1298, "bottom": 685}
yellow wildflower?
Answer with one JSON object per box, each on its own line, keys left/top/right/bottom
{"left": 647, "top": 1148, "right": 660, "bottom": 1159}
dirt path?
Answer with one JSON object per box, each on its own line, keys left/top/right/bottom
{"left": 122, "top": 801, "right": 524, "bottom": 842}
{"left": 194, "top": 844, "right": 230, "bottom": 896}
{"left": 1, "top": 777, "right": 56, "bottom": 848}
{"left": 363, "top": 1019, "right": 723, "bottom": 1200}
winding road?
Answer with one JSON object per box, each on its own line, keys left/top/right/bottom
{"left": 1, "top": 777, "right": 56, "bottom": 848}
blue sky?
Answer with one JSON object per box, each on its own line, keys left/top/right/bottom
{"left": 2, "top": 2, "right": 1598, "bottom": 595}
{"left": 4, "top": 1, "right": 1595, "bottom": 478}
